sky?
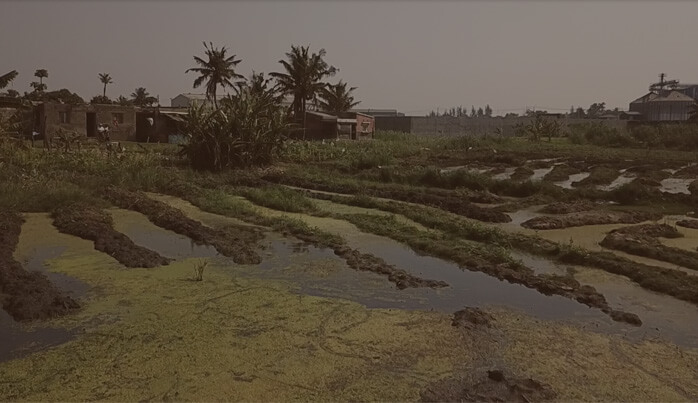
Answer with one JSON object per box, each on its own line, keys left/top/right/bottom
{"left": 2, "top": 0, "right": 698, "bottom": 115}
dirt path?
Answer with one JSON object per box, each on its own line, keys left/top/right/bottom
{"left": 105, "top": 187, "right": 263, "bottom": 264}
{"left": 522, "top": 210, "right": 660, "bottom": 230}
{"left": 52, "top": 205, "right": 170, "bottom": 268}
{"left": 0, "top": 211, "right": 79, "bottom": 321}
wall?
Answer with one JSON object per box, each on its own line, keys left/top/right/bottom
{"left": 40, "top": 102, "right": 136, "bottom": 141}
{"left": 376, "top": 116, "right": 627, "bottom": 136}
{"left": 354, "top": 113, "right": 375, "bottom": 138}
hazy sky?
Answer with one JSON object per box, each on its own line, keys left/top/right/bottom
{"left": 3, "top": 1, "right": 698, "bottom": 115}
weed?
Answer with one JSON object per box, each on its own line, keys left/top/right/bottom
{"left": 193, "top": 259, "right": 209, "bottom": 281}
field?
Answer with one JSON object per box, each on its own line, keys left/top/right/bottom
{"left": 1, "top": 133, "right": 698, "bottom": 401}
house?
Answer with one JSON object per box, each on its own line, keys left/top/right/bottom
{"left": 37, "top": 102, "right": 137, "bottom": 141}
{"left": 299, "top": 111, "right": 375, "bottom": 140}
{"left": 350, "top": 108, "right": 404, "bottom": 117}
{"left": 170, "top": 93, "right": 228, "bottom": 108}
{"left": 135, "top": 108, "right": 188, "bottom": 143}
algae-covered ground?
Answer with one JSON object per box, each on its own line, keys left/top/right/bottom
{"left": 3, "top": 135, "right": 698, "bottom": 401}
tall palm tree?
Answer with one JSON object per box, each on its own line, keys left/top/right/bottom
{"left": 0, "top": 70, "right": 18, "bottom": 89}
{"left": 34, "top": 69, "right": 48, "bottom": 86}
{"left": 270, "top": 45, "right": 338, "bottom": 122}
{"left": 99, "top": 73, "right": 113, "bottom": 98}
{"left": 318, "top": 81, "right": 359, "bottom": 115}
{"left": 186, "top": 42, "right": 243, "bottom": 109}
{"left": 130, "top": 87, "right": 157, "bottom": 106}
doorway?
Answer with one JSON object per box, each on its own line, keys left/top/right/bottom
{"left": 86, "top": 112, "right": 97, "bottom": 137}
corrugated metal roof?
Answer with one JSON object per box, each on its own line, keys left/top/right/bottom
{"left": 630, "top": 92, "right": 658, "bottom": 104}
{"left": 173, "top": 93, "right": 228, "bottom": 100}
{"left": 651, "top": 91, "right": 695, "bottom": 102}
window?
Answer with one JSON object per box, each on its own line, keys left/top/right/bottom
{"left": 112, "top": 112, "right": 124, "bottom": 124}
{"left": 58, "top": 111, "right": 71, "bottom": 124}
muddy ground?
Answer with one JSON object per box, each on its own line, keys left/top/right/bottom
{"left": 0, "top": 211, "right": 79, "bottom": 321}
{"left": 52, "top": 205, "right": 170, "bottom": 268}
{"left": 521, "top": 210, "right": 660, "bottom": 230}
{"left": 105, "top": 187, "right": 263, "bottom": 264}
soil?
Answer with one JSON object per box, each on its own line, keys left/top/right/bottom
{"left": 572, "top": 166, "right": 620, "bottom": 188}
{"left": 539, "top": 200, "right": 595, "bottom": 214}
{"left": 510, "top": 167, "right": 534, "bottom": 182}
{"left": 0, "top": 211, "right": 79, "bottom": 321}
{"left": 104, "top": 187, "right": 263, "bottom": 264}
{"left": 264, "top": 173, "right": 513, "bottom": 223}
{"left": 420, "top": 370, "right": 557, "bottom": 402}
{"left": 452, "top": 307, "right": 494, "bottom": 330}
{"left": 333, "top": 245, "right": 449, "bottom": 290}
{"left": 689, "top": 179, "right": 698, "bottom": 197}
{"left": 677, "top": 219, "right": 698, "bottom": 229}
{"left": 521, "top": 210, "right": 661, "bottom": 230}
{"left": 600, "top": 225, "right": 698, "bottom": 272}
{"left": 52, "top": 205, "right": 170, "bottom": 268}
{"left": 542, "top": 164, "right": 580, "bottom": 182}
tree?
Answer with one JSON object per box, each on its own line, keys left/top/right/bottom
{"left": 90, "top": 95, "right": 112, "bottom": 104}
{"left": 6, "top": 89, "right": 19, "bottom": 98}
{"left": 0, "top": 70, "right": 18, "bottom": 89}
{"left": 34, "top": 69, "right": 48, "bottom": 88}
{"left": 485, "top": 104, "right": 492, "bottom": 117}
{"left": 317, "top": 80, "right": 359, "bottom": 115}
{"left": 24, "top": 88, "right": 83, "bottom": 104}
{"left": 270, "top": 45, "right": 338, "bottom": 123}
{"left": 99, "top": 73, "right": 113, "bottom": 98}
{"left": 573, "top": 107, "right": 586, "bottom": 118}
{"left": 586, "top": 102, "right": 606, "bottom": 118}
{"left": 477, "top": 107, "right": 484, "bottom": 117}
{"left": 186, "top": 42, "right": 243, "bottom": 109}
{"left": 116, "top": 95, "right": 133, "bottom": 106}
{"left": 130, "top": 87, "right": 157, "bottom": 106}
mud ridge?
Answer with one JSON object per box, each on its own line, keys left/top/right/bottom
{"left": 420, "top": 370, "right": 556, "bottom": 402}
{"left": 600, "top": 224, "right": 698, "bottom": 272}
{"left": 104, "top": 187, "right": 263, "bottom": 264}
{"left": 539, "top": 200, "right": 595, "bottom": 214}
{"left": 521, "top": 210, "right": 661, "bottom": 230}
{"left": 52, "top": 205, "right": 170, "bottom": 268}
{"left": 542, "top": 164, "right": 580, "bottom": 182}
{"left": 0, "top": 211, "right": 79, "bottom": 321}
{"left": 677, "top": 219, "right": 698, "bottom": 229}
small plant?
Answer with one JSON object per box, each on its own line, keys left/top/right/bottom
{"left": 193, "top": 259, "right": 208, "bottom": 281}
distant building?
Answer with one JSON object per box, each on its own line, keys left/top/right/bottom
{"left": 170, "top": 93, "right": 227, "bottom": 108}
{"left": 298, "top": 111, "right": 374, "bottom": 140}
{"left": 350, "top": 108, "right": 404, "bottom": 117}
{"left": 628, "top": 74, "right": 698, "bottom": 122}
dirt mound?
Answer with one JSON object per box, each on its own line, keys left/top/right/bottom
{"left": 677, "top": 219, "right": 698, "bottom": 229}
{"left": 572, "top": 166, "right": 620, "bottom": 188}
{"left": 510, "top": 167, "right": 534, "bottom": 182}
{"left": 521, "top": 210, "right": 660, "bottom": 230}
{"left": 104, "top": 187, "right": 263, "bottom": 264}
{"left": 539, "top": 200, "right": 595, "bottom": 214}
{"left": 0, "top": 211, "right": 79, "bottom": 321}
{"left": 333, "top": 246, "right": 448, "bottom": 290}
{"left": 420, "top": 370, "right": 556, "bottom": 402}
{"left": 542, "top": 164, "right": 580, "bottom": 182}
{"left": 452, "top": 307, "right": 494, "bottom": 330}
{"left": 600, "top": 229, "right": 698, "bottom": 272}
{"left": 673, "top": 164, "right": 698, "bottom": 178}
{"left": 52, "top": 205, "right": 170, "bottom": 268}
{"left": 611, "top": 223, "right": 682, "bottom": 238}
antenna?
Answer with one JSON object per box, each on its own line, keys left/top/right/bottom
{"left": 649, "top": 73, "right": 679, "bottom": 92}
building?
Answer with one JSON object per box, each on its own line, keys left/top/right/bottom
{"left": 170, "top": 93, "right": 227, "bottom": 108}
{"left": 300, "top": 111, "right": 375, "bottom": 140}
{"left": 350, "top": 108, "right": 404, "bottom": 117}
{"left": 37, "top": 102, "right": 137, "bottom": 141}
{"left": 628, "top": 75, "right": 698, "bottom": 122}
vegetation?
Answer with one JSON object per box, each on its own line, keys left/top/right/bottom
{"left": 318, "top": 80, "right": 359, "bottom": 114}
{"left": 130, "top": 87, "right": 157, "bottom": 106}
{"left": 270, "top": 45, "right": 337, "bottom": 121}
{"left": 0, "top": 70, "right": 18, "bottom": 89}
{"left": 186, "top": 42, "right": 243, "bottom": 109}
{"left": 98, "top": 73, "right": 113, "bottom": 98}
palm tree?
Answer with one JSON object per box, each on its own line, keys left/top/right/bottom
{"left": 99, "top": 73, "right": 113, "bottom": 98}
{"left": 318, "top": 81, "right": 359, "bottom": 115}
{"left": 186, "top": 42, "right": 244, "bottom": 109}
{"left": 130, "top": 87, "right": 157, "bottom": 106}
{"left": 0, "top": 70, "right": 18, "bottom": 89}
{"left": 34, "top": 69, "right": 48, "bottom": 86}
{"left": 270, "top": 45, "right": 338, "bottom": 123}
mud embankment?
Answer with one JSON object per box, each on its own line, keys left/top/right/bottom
{"left": 539, "top": 201, "right": 595, "bottom": 214}
{"left": 542, "top": 164, "right": 580, "bottom": 182}
{"left": 0, "top": 212, "right": 79, "bottom": 321}
{"left": 264, "top": 174, "right": 512, "bottom": 223}
{"left": 677, "top": 219, "right": 698, "bottom": 229}
{"left": 521, "top": 210, "right": 660, "bottom": 230}
{"left": 104, "top": 187, "right": 263, "bottom": 264}
{"left": 52, "top": 205, "right": 170, "bottom": 268}
{"left": 600, "top": 224, "right": 698, "bottom": 272}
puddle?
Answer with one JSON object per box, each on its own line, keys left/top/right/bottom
{"left": 554, "top": 172, "right": 590, "bottom": 189}
{"left": 109, "top": 208, "right": 218, "bottom": 259}
{"left": 0, "top": 310, "right": 74, "bottom": 363}
{"left": 529, "top": 167, "right": 554, "bottom": 182}
{"left": 597, "top": 174, "right": 636, "bottom": 191}
{"left": 659, "top": 178, "right": 692, "bottom": 194}
{"left": 311, "top": 198, "right": 431, "bottom": 232}
{"left": 491, "top": 167, "right": 516, "bottom": 180}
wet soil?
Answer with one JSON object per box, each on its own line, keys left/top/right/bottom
{"left": 52, "top": 205, "right": 170, "bottom": 268}
{"left": 509, "top": 166, "right": 534, "bottom": 182}
{"left": 677, "top": 219, "right": 698, "bottom": 229}
{"left": 420, "top": 370, "right": 556, "bottom": 402}
{"left": 539, "top": 200, "right": 595, "bottom": 214}
{"left": 0, "top": 212, "right": 79, "bottom": 321}
{"left": 264, "top": 173, "right": 512, "bottom": 223}
{"left": 542, "top": 164, "right": 580, "bottom": 182}
{"left": 451, "top": 307, "right": 494, "bottom": 330}
{"left": 104, "top": 187, "right": 263, "bottom": 264}
{"left": 572, "top": 166, "right": 620, "bottom": 188}
{"left": 600, "top": 224, "right": 698, "bottom": 272}
{"left": 521, "top": 210, "right": 660, "bottom": 230}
